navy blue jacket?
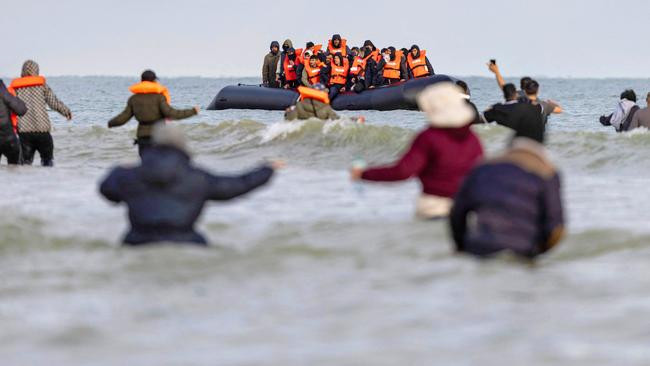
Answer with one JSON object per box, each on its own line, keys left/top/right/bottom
{"left": 100, "top": 146, "right": 274, "bottom": 245}
{"left": 450, "top": 142, "right": 564, "bottom": 259}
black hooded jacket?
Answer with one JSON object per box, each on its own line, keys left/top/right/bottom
{"left": 100, "top": 146, "right": 274, "bottom": 245}
{"left": 0, "top": 80, "right": 27, "bottom": 142}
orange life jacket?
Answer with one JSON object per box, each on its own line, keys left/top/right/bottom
{"left": 329, "top": 59, "right": 349, "bottom": 86}
{"left": 295, "top": 48, "right": 305, "bottom": 65}
{"left": 349, "top": 56, "right": 367, "bottom": 77}
{"left": 7, "top": 76, "right": 47, "bottom": 132}
{"left": 327, "top": 38, "right": 347, "bottom": 56}
{"left": 298, "top": 86, "right": 330, "bottom": 105}
{"left": 383, "top": 50, "right": 403, "bottom": 80}
{"left": 129, "top": 81, "right": 171, "bottom": 104}
{"left": 304, "top": 62, "right": 322, "bottom": 85}
{"left": 407, "top": 50, "right": 430, "bottom": 78}
{"left": 283, "top": 52, "right": 301, "bottom": 82}
{"left": 370, "top": 49, "right": 382, "bottom": 63}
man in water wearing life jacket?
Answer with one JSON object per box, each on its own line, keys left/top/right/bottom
{"left": 263, "top": 41, "right": 281, "bottom": 88}
{"left": 351, "top": 83, "right": 484, "bottom": 219}
{"left": 285, "top": 84, "right": 339, "bottom": 121}
{"left": 100, "top": 124, "right": 280, "bottom": 246}
{"left": 450, "top": 135, "right": 565, "bottom": 260}
{"left": 324, "top": 53, "right": 350, "bottom": 100}
{"left": 10, "top": 60, "right": 72, "bottom": 167}
{"left": 0, "top": 80, "right": 27, "bottom": 165}
{"left": 108, "top": 70, "right": 199, "bottom": 157}
{"left": 406, "top": 45, "right": 435, "bottom": 79}
{"left": 326, "top": 34, "right": 350, "bottom": 57}
{"left": 600, "top": 89, "right": 640, "bottom": 132}
{"left": 375, "top": 47, "right": 408, "bottom": 86}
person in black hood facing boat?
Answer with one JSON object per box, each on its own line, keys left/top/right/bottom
{"left": 407, "top": 45, "right": 435, "bottom": 79}
{"left": 100, "top": 124, "right": 280, "bottom": 246}
{"left": 263, "top": 41, "right": 280, "bottom": 88}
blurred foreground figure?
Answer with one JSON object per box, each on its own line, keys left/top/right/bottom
{"left": 351, "top": 83, "right": 483, "bottom": 219}
{"left": 450, "top": 137, "right": 565, "bottom": 259}
{"left": 100, "top": 125, "right": 277, "bottom": 246}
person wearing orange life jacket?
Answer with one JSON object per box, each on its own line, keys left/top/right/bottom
{"left": 301, "top": 55, "right": 325, "bottom": 87}
{"left": 407, "top": 45, "right": 435, "bottom": 79}
{"left": 350, "top": 46, "right": 379, "bottom": 93}
{"left": 0, "top": 80, "right": 27, "bottom": 165}
{"left": 296, "top": 42, "right": 324, "bottom": 83}
{"left": 326, "top": 34, "right": 351, "bottom": 57}
{"left": 285, "top": 84, "right": 339, "bottom": 121}
{"left": 324, "top": 53, "right": 350, "bottom": 100}
{"left": 10, "top": 60, "right": 72, "bottom": 167}
{"left": 374, "top": 47, "right": 408, "bottom": 86}
{"left": 281, "top": 48, "right": 301, "bottom": 89}
{"left": 275, "top": 39, "right": 294, "bottom": 86}
{"left": 108, "top": 70, "right": 199, "bottom": 157}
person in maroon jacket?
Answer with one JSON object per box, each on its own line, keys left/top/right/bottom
{"left": 351, "top": 82, "right": 484, "bottom": 219}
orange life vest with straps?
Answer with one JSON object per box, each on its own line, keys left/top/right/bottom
{"left": 327, "top": 39, "right": 347, "bottom": 56}
{"left": 349, "top": 56, "right": 367, "bottom": 77}
{"left": 329, "top": 59, "right": 349, "bottom": 86}
{"left": 370, "top": 49, "right": 381, "bottom": 63}
{"left": 295, "top": 48, "right": 305, "bottom": 65}
{"left": 298, "top": 86, "right": 330, "bottom": 105}
{"left": 304, "top": 62, "right": 322, "bottom": 85}
{"left": 129, "top": 81, "right": 171, "bottom": 104}
{"left": 283, "top": 50, "right": 302, "bottom": 82}
{"left": 383, "top": 50, "right": 404, "bottom": 80}
{"left": 7, "top": 76, "right": 47, "bottom": 133}
{"left": 407, "top": 50, "right": 430, "bottom": 78}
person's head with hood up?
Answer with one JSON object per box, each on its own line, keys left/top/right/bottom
{"left": 388, "top": 47, "right": 398, "bottom": 61}
{"left": 410, "top": 45, "right": 421, "bottom": 59}
{"left": 417, "top": 82, "right": 474, "bottom": 130}
{"left": 331, "top": 34, "right": 342, "bottom": 48}
{"left": 287, "top": 48, "right": 296, "bottom": 61}
{"left": 282, "top": 39, "right": 293, "bottom": 53}
{"left": 21, "top": 60, "right": 40, "bottom": 77}
{"left": 400, "top": 48, "right": 408, "bottom": 56}
{"left": 363, "top": 40, "right": 376, "bottom": 50}
{"left": 270, "top": 41, "right": 280, "bottom": 55}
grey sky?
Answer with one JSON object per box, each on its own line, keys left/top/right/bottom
{"left": 1, "top": 0, "right": 648, "bottom": 78}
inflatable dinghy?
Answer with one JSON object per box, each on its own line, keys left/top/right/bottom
{"left": 207, "top": 75, "right": 457, "bottom": 111}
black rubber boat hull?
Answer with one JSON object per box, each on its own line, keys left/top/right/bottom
{"left": 207, "top": 75, "right": 457, "bottom": 111}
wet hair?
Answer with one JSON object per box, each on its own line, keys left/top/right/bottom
{"left": 456, "top": 80, "right": 470, "bottom": 95}
{"left": 306, "top": 41, "right": 314, "bottom": 49}
{"left": 620, "top": 89, "right": 637, "bottom": 102}
{"left": 141, "top": 69, "right": 157, "bottom": 82}
{"left": 503, "top": 83, "right": 518, "bottom": 101}
{"left": 524, "top": 80, "right": 540, "bottom": 96}
{"left": 520, "top": 77, "right": 532, "bottom": 90}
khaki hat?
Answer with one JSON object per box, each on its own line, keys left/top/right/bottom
{"left": 417, "top": 82, "right": 474, "bottom": 128}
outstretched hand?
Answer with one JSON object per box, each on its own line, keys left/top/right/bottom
{"left": 350, "top": 167, "right": 364, "bottom": 181}
{"left": 194, "top": 106, "right": 201, "bottom": 114}
{"left": 268, "top": 160, "right": 286, "bottom": 170}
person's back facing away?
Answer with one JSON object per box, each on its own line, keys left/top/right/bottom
{"left": 450, "top": 138, "right": 565, "bottom": 259}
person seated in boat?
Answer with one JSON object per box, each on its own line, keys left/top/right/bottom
{"left": 323, "top": 53, "right": 350, "bottom": 100}
{"left": 351, "top": 83, "right": 484, "bottom": 219}
{"left": 301, "top": 55, "right": 325, "bottom": 87}
{"left": 100, "top": 124, "right": 279, "bottom": 246}
{"left": 450, "top": 136, "right": 565, "bottom": 259}
{"left": 375, "top": 47, "right": 407, "bottom": 86}
{"left": 326, "top": 34, "right": 350, "bottom": 56}
{"left": 280, "top": 48, "right": 300, "bottom": 89}
{"left": 285, "top": 84, "right": 339, "bottom": 121}
{"left": 349, "top": 46, "right": 375, "bottom": 93}
{"left": 599, "top": 89, "right": 640, "bottom": 132}
{"left": 406, "top": 45, "right": 434, "bottom": 79}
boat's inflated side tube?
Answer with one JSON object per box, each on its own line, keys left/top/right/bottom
{"left": 207, "top": 84, "right": 299, "bottom": 111}
{"left": 207, "top": 75, "right": 457, "bottom": 111}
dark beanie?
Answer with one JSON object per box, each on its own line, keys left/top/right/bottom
{"left": 141, "top": 70, "right": 157, "bottom": 82}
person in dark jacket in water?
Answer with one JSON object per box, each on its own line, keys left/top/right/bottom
{"left": 262, "top": 41, "right": 281, "bottom": 88}
{"left": 99, "top": 124, "right": 279, "bottom": 246}
{"left": 0, "top": 80, "right": 27, "bottom": 165}
{"left": 483, "top": 83, "right": 546, "bottom": 143}
{"left": 108, "top": 70, "right": 199, "bottom": 157}
{"left": 285, "top": 84, "right": 339, "bottom": 121}
{"left": 450, "top": 137, "right": 565, "bottom": 259}
{"left": 351, "top": 83, "right": 484, "bottom": 218}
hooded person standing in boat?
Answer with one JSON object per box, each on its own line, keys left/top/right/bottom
{"left": 108, "top": 70, "right": 199, "bottom": 157}
{"left": 351, "top": 83, "right": 484, "bottom": 219}
{"left": 9, "top": 60, "right": 72, "bottom": 166}
{"left": 263, "top": 41, "right": 281, "bottom": 88}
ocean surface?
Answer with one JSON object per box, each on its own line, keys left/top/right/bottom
{"left": 1, "top": 75, "right": 650, "bottom": 365}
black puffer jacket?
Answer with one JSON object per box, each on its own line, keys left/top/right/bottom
{"left": 100, "top": 146, "right": 274, "bottom": 245}
{"left": 0, "top": 80, "right": 27, "bottom": 142}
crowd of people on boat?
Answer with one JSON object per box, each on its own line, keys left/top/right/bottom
{"left": 1, "top": 55, "right": 649, "bottom": 260}
{"left": 262, "top": 35, "right": 435, "bottom": 100}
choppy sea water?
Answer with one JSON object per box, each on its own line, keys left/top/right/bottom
{"left": 1, "top": 76, "right": 650, "bottom": 365}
